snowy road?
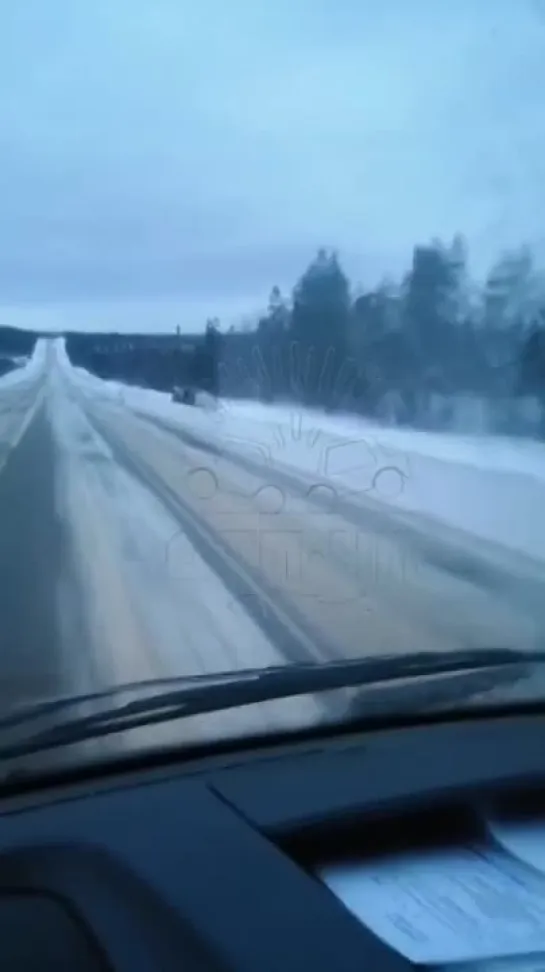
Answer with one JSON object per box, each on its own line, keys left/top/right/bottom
{"left": 0, "top": 338, "right": 544, "bottom": 745}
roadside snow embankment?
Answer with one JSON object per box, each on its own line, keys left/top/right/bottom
{"left": 213, "top": 401, "right": 545, "bottom": 565}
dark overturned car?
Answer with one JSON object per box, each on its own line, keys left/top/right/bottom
{"left": 171, "top": 385, "right": 196, "bottom": 405}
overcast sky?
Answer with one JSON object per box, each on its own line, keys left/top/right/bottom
{"left": 0, "top": 0, "right": 545, "bottom": 332}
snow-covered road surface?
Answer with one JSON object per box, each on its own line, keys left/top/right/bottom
{"left": 48, "top": 343, "right": 545, "bottom": 662}
{"left": 0, "top": 338, "right": 543, "bottom": 753}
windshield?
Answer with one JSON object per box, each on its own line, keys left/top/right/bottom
{"left": 0, "top": 2, "right": 544, "bottom": 772}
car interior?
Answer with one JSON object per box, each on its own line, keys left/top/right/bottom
{"left": 0, "top": 706, "right": 543, "bottom": 970}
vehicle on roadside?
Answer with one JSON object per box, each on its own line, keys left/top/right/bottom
{"left": 171, "top": 385, "right": 196, "bottom": 405}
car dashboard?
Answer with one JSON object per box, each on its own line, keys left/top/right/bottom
{"left": 0, "top": 711, "right": 544, "bottom": 970}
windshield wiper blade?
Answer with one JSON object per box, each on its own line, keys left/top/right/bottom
{"left": 0, "top": 671, "right": 239, "bottom": 733}
{"left": 0, "top": 646, "right": 543, "bottom": 764}
{"left": 0, "top": 646, "right": 541, "bottom": 733}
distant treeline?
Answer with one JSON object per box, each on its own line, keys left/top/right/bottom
{"left": 66, "top": 237, "right": 545, "bottom": 437}
{"left": 65, "top": 330, "right": 217, "bottom": 395}
{"left": 0, "top": 326, "right": 36, "bottom": 358}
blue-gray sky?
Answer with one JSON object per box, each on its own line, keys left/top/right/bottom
{"left": 1, "top": 0, "right": 545, "bottom": 332}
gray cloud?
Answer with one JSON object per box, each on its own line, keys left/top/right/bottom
{"left": 0, "top": 0, "right": 544, "bottom": 330}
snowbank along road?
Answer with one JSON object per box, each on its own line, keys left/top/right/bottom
{"left": 1, "top": 337, "right": 544, "bottom": 746}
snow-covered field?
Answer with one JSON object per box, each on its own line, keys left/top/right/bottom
{"left": 58, "top": 343, "right": 545, "bottom": 566}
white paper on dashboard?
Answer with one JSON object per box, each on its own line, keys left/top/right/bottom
{"left": 486, "top": 818, "right": 545, "bottom": 877}
{"left": 318, "top": 845, "right": 545, "bottom": 965}
{"left": 442, "top": 958, "right": 545, "bottom": 972}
